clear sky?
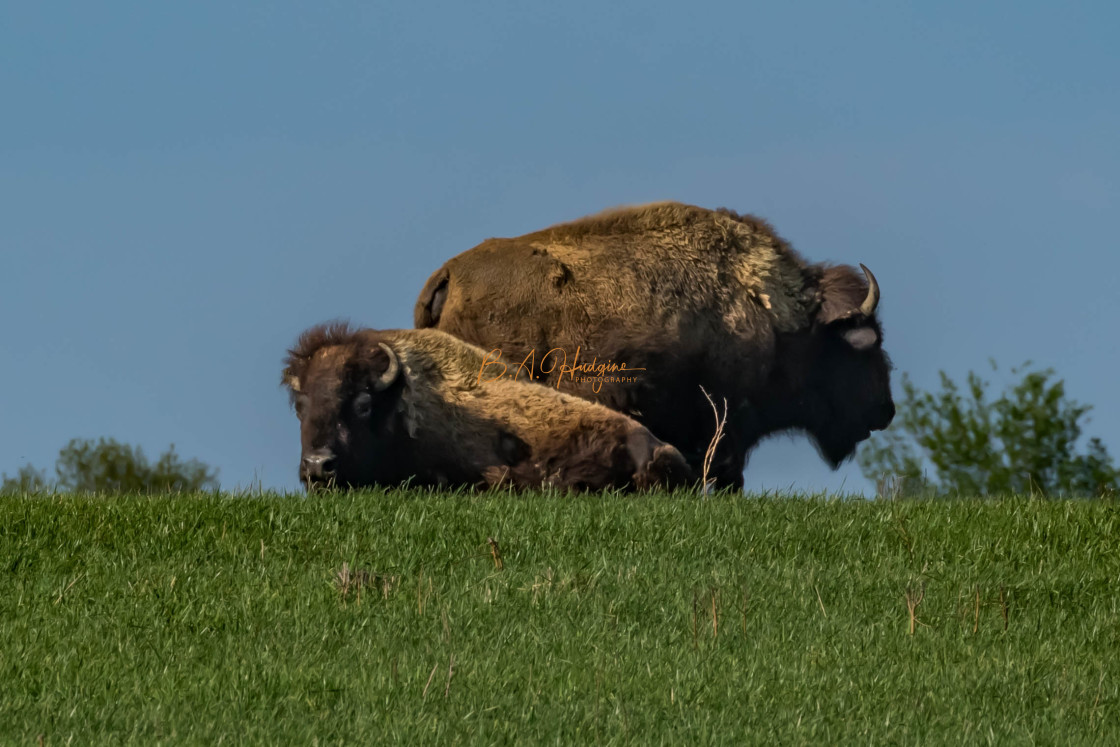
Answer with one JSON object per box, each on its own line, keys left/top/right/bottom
{"left": 3, "top": 2, "right": 1118, "bottom": 494}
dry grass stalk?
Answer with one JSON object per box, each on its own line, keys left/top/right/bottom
{"left": 905, "top": 582, "right": 927, "bottom": 635}
{"left": 444, "top": 654, "right": 456, "bottom": 698}
{"left": 814, "top": 585, "right": 828, "bottom": 618}
{"left": 55, "top": 573, "right": 83, "bottom": 605}
{"left": 999, "top": 585, "right": 1008, "bottom": 631}
{"left": 488, "top": 466, "right": 512, "bottom": 489}
{"left": 335, "top": 563, "right": 397, "bottom": 603}
{"left": 488, "top": 537, "right": 504, "bottom": 570}
{"left": 421, "top": 663, "right": 439, "bottom": 700}
{"left": 973, "top": 586, "right": 981, "bottom": 633}
{"left": 1090, "top": 670, "right": 1105, "bottom": 727}
{"left": 741, "top": 586, "right": 749, "bottom": 636}
{"left": 305, "top": 474, "right": 339, "bottom": 493}
{"left": 336, "top": 562, "right": 353, "bottom": 597}
{"left": 691, "top": 590, "right": 699, "bottom": 650}
{"left": 699, "top": 386, "right": 728, "bottom": 493}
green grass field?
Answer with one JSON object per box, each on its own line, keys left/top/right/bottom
{"left": 2, "top": 491, "right": 1118, "bottom": 744}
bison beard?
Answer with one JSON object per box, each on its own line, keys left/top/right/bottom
{"left": 413, "top": 201, "right": 895, "bottom": 489}
{"left": 281, "top": 323, "right": 694, "bottom": 492}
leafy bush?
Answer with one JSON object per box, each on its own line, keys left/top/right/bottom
{"left": 1, "top": 438, "right": 218, "bottom": 494}
{"left": 859, "top": 363, "right": 1118, "bottom": 498}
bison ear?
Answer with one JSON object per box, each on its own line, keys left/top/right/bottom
{"left": 841, "top": 326, "right": 879, "bottom": 351}
{"left": 282, "top": 370, "right": 301, "bottom": 392}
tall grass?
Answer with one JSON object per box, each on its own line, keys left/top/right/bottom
{"left": 1, "top": 491, "right": 1118, "bottom": 743}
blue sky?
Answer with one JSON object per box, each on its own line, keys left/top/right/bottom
{"left": 2, "top": 2, "right": 1118, "bottom": 494}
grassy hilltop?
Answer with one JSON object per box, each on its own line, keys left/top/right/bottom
{"left": 2, "top": 491, "right": 1118, "bottom": 744}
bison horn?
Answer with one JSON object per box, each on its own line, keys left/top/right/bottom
{"left": 373, "top": 343, "right": 401, "bottom": 391}
{"left": 858, "top": 264, "right": 880, "bottom": 316}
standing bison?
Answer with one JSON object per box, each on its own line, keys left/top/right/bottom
{"left": 414, "top": 201, "right": 894, "bottom": 489}
{"left": 281, "top": 323, "right": 692, "bottom": 491}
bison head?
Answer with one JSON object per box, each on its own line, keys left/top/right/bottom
{"left": 767, "top": 264, "right": 895, "bottom": 467}
{"left": 281, "top": 324, "right": 406, "bottom": 489}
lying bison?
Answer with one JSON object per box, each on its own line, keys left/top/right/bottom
{"left": 414, "top": 201, "right": 894, "bottom": 489}
{"left": 281, "top": 323, "right": 693, "bottom": 491}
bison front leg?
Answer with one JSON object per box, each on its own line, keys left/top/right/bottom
{"left": 624, "top": 429, "right": 695, "bottom": 491}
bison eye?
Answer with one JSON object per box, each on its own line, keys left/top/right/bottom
{"left": 353, "top": 392, "right": 373, "bottom": 419}
{"left": 294, "top": 396, "right": 309, "bottom": 419}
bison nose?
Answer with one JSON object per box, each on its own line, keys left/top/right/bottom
{"left": 301, "top": 450, "right": 337, "bottom": 481}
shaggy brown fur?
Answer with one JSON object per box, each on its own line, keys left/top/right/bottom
{"left": 414, "top": 201, "right": 895, "bottom": 489}
{"left": 281, "top": 323, "right": 693, "bottom": 491}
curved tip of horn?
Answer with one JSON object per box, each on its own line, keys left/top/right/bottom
{"left": 373, "top": 342, "right": 401, "bottom": 391}
{"left": 858, "top": 263, "right": 880, "bottom": 316}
